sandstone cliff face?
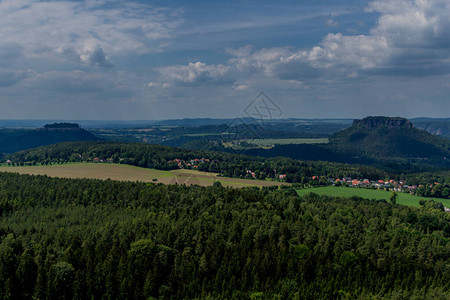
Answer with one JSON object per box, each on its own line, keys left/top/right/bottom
{"left": 352, "top": 116, "right": 413, "bottom": 129}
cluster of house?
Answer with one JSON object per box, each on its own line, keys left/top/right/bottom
{"left": 331, "top": 177, "right": 421, "bottom": 192}
{"left": 168, "top": 158, "right": 212, "bottom": 169}
{"left": 88, "top": 156, "right": 116, "bottom": 163}
{"left": 245, "top": 169, "right": 287, "bottom": 180}
{"left": 246, "top": 170, "right": 257, "bottom": 178}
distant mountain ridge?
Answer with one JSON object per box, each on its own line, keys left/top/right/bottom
{"left": 411, "top": 118, "right": 450, "bottom": 138}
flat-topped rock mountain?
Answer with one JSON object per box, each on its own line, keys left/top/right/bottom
{"left": 330, "top": 116, "right": 449, "bottom": 161}
{"left": 352, "top": 116, "right": 413, "bottom": 129}
{"left": 43, "top": 123, "right": 81, "bottom": 130}
{"left": 0, "top": 124, "right": 99, "bottom": 153}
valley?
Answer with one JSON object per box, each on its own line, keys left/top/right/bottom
{"left": 3, "top": 1, "right": 450, "bottom": 297}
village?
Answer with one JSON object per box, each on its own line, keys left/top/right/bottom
{"left": 332, "top": 177, "right": 417, "bottom": 191}
{"left": 165, "top": 157, "right": 437, "bottom": 196}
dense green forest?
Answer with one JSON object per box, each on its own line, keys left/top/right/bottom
{"left": 5, "top": 141, "right": 388, "bottom": 182}
{"left": 0, "top": 172, "right": 449, "bottom": 299}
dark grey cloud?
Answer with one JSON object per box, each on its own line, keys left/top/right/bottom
{"left": 0, "top": 70, "right": 28, "bottom": 87}
{"left": 273, "top": 61, "right": 323, "bottom": 81}
{"left": 33, "top": 71, "right": 133, "bottom": 98}
{"left": 0, "top": 43, "right": 23, "bottom": 60}
{"left": 39, "top": 76, "right": 103, "bottom": 94}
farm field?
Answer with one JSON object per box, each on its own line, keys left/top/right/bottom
{"left": 223, "top": 138, "right": 329, "bottom": 150}
{"left": 0, "top": 163, "right": 284, "bottom": 188}
{"left": 246, "top": 138, "right": 329, "bottom": 146}
{"left": 296, "top": 186, "right": 450, "bottom": 208}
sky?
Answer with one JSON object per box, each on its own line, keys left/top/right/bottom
{"left": 0, "top": 0, "right": 449, "bottom": 120}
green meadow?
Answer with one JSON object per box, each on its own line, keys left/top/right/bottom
{"left": 296, "top": 186, "right": 450, "bottom": 208}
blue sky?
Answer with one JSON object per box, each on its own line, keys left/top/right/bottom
{"left": 0, "top": 0, "right": 449, "bottom": 120}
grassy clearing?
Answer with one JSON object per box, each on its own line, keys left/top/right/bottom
{"left": 0, "top": 163, "right": 285, "bottom": 188}
{"left": 296, "top": 186, "right": 450, "bottom": 208}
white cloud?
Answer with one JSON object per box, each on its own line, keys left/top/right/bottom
{"left": 228, "top": 31, "right": 388, "bottom": 81}
{"left": 148, "top": 82, "right": 170, "bottom": 88}
{"left": 234, "top": 84, "right": 248, "bottom": 91}
{"left": 149, "top": 0, "right": 450, "bottom": 95}
{"left": 0, "top": 0, "right": 181, "bottom": 67}
{"left": 367, "top": 0, "right": 450, "bottom": 50}
{"left": 222, "top": 0, "right": 450, "bottom": 81}
{"left": 157, "top": 62, "right": 233, "bottom": 86}
{"left": 303, "top": 0, "right": 450, "bottom": 74}
{"left": 310, "top": 33, "right": 390, "bottom": 69}
{"left": 229, "top": 47, "right": 292, "bottom": 75}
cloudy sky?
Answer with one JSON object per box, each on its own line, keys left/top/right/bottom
{"left": 1, "top": 0, "right": 449, "bottom": 120}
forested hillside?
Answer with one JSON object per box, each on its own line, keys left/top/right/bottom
{"left": 0, "top": 172, "right": 449, "bottom": 299}
{"left": 5, "top": 141, "right": 387, "bottom": 181}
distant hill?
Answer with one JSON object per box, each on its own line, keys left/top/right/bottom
{"left": 0, "top": 123, "right": 99, "bottom": 153}
{"left": 152, "top": 118, "right": 254, "bottom": 126}
{"left": 152, "top": 117, "right": 354, "bottom": 129}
